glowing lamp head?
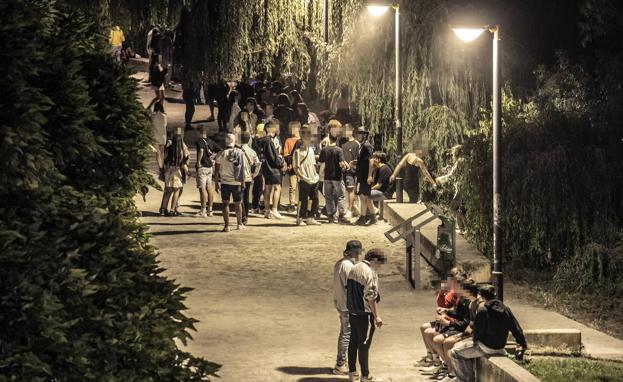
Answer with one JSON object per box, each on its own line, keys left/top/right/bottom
{"left": 367, "top": 5, "right": 390, "bottom": 17}
{"left": 452, "top": 27, "right": 486, "bottom": 42}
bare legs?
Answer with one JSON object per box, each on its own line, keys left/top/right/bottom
{"left": 223, "top": 202, "right": 243, "bottom": 227}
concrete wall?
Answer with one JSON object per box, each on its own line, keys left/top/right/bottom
{"left": 477, "top": 356, "right": 541, "bottom": 382}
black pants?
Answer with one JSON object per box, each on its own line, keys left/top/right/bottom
{"left": 243, "top": 181, "right": 252, "bottom": 220}
{"left": 252, "top": 174, "right": 264, "bottom": 210}
{"left": 348, "top": 313, "right": 375, "bottom": 377}
{"left": 184, "top": 99, "right": 195, "bottom": 126}
{"left": 298, "top": 181, "right": 319, "bottom": 219}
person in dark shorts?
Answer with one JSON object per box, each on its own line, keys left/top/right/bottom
{"left": 257, "top": 120, "right": 285, "bottom": 219}
{"left": 214, "top": 134, "right": 246, "bottom": 232}
{"left": 341, "top": 124, "right": 360, "bottom": 218}
{"left": 203, "top": 81, "right": 218, "bottom": 122}
{"left": 352, "top": 127, "right": 375, "bottom": 226}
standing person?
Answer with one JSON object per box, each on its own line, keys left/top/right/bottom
{"left": 331, "top": 84, "right": 351, "bottom": 124}
{"left": 214, "top": 134, "right": 246, "bottom": 232}
{"left": 319, "top": 129, "right": 349, "bottom": 224}
{"left": 150, "top": 101, "right": 167, "bottom": 179}
{"left": 109, "top": 26, "right": 125, "bottom": 62}
{"left": 341, "top": 124, "right": 360, "bottom": 218}
{"left": 240, "top": 131, "right": 261, "bottom": 224}
{"left": 147, "top": 57, "right": 167, "bottom": 110}
{"left": 203, "top": 82, "right": 218, "bottom": 122}
{"left": 451, "top": 285, "right": 527, "bottom": 382}
{"left": 160, "top": 128, "right": 189, "bottom": 216}
{"left": 297, "top": 102, "right": 321, "bottom": 126}
{"left": 347, "top": 249, "right": 387, "bottom": 382}
{"left": 332, "top": 240, "right": 362, "bottom": 375}
{"left": 233, "top": 111, "right": 251, "bottom": 144}
{"left": 353, "top": 127, "right": 375, "bottom": 226}
{"left": 292, "top": 126, "right": 321, "bottom": 226}
{"left": 182, "top": 79, "right": 195, "bottom": 130}
{"left": 390, "top": 151, "right": 437, "bottom": 203}
{"left": 274, "top": 93, "right": 296, "bottom": 144}
{"left": 243, "top": 97, "right": 259, "bottom": 131}
{"left": 227, "top": 90, "right": 241, "bottom": 132}
{"left": 251, "top": 125, "right": 266, "bottom": 214}
{"left": 216, "top": 80, "right": 230, "bottom": 132}
{"left": 258, "top": 120, "right": 285, "bottom": 219}
{"left": 195, "top": 125, "right": 220, "bottom": 217}
{"left": 283, "top": 121, "right": 301, "bottom": 213}
{"left": 146, "top": 25, "right": 157, "bottom": 82}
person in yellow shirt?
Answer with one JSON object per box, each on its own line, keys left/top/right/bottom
{"left": 109, "top": 26, "right": 125, "bottom": 62}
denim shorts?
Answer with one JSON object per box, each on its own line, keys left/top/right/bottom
{"left": 221, "top": 184, "right": 243, "bottom": 203}
{"left": 343, "top": 172, "right": 356, "bottom": 189}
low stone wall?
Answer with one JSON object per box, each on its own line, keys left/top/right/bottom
{"left": 477, "top": 356, "right": 541, "bottom": 382}
{"left": 523, "top": 329, "right": 582, "bottom": 354}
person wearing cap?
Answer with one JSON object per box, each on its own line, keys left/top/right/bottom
{"left": 214, "top": 134, "right": 246, "bottom": 232}
{"left": 332, "top": 240, "right": 362, "bottom": 375}
{"left": 352, "top": 127, "right": 376, "bottom": 226}
{"left": 450, "top": 285, "right": 527, "bottom": 382}
{"left": 347, "top": 249, "right": 387, "bottom": 382}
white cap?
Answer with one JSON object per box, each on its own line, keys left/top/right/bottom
{"left": 225, "top": 133, "right": 236, "bottom": 147}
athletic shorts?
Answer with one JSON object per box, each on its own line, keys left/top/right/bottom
{"left": 221, "top": 184, "right": 243, "bottom": 203}
{"left": 206, "top": 84, "right": 219, "bottom": 102}
{"left": 196, "top": 167, "right": 213, "bottom": 188}
{"left": 263, "top": 168, "right": 282, "bottom": 186}
{"left": 343, "top": 172, "right": 356, "bottom": 189}
{"left": 357, "top": 181, "right": 371, "bottom": 196}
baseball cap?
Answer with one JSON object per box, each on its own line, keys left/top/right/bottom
{"left": 225, "top": 133, "right": 236, "bottom": 148}
{"left": 354, "top": 126, "right": 369, "bottom": 135}
{"left": 344, "top": 240, "right": 363, "bottom": 256}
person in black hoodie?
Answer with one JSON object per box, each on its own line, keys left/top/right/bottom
{"left": 450, "top": 285, "right": 527, "bottom": 382}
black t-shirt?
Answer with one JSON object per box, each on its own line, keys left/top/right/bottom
{"left": 341, "top": 140, "right": 360, "bottom": 167}
{"left": 356, "top": 142, "right": 374, "bottom": 179}
{"left": 374, "top": 164, "right": 392, "bottom": 193}
{"left": 319, "top": 146, "right": 345, "bottom": 181}
{"left": 196, "top": 137, "right": 220, "bottom": 168}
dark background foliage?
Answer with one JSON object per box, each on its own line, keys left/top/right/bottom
{"left": 0, "top": 0, "right": 219, "bottom": 380}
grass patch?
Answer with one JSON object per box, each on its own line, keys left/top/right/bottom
{"left": 525, "top": 357, "right": 623, "bottom": 382}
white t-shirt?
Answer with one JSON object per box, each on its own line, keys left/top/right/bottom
{"left": 293, "top": 146, "right": 319, "bottom": 185}
{"left": 241, "top": 144, "right": 261, "bottom": 183}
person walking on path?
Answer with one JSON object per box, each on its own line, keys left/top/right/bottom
{"left": 347, "top": 248, "right": 387, "bottom": 382}
{"left": 215, "top": 134, "right": 246, "bottom": 232}
{"left": 332, "top": 240, "right": 362, "bottom": 375}
{"left": 195, "top": 125, "right": 220, "bottom": 217}
{"left": 240, "top": 131, "right": 261, "bottom": 224}
{"left": 109, "top": 26, "right": 125, "bottom": 62}
{"left": 160, "top": 128, "right": 189, "bottom": 216}
{"left": 319, "top": 121, "right": 349, "bottom": 224}
{"left": 450, "top": 285, "right": 527, "bottom": 382}
{"left": 292, "top": 126, "right": 321, "bottom": 226}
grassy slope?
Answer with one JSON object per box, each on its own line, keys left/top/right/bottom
{"left": 525, "top": 357, "right": 623, "bottom": 382}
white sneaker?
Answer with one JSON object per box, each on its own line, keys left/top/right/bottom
{"left": 264, "top": 210, "right": 274, "bottom": 219}
{"left": 348, "top": 372, "right": 358, "bottom": 382}
{"left": 237, "top": 224, "right": 246, "bottom": 230}
{"left": 195, "top": 209, "right": 207, "bottom": 217}
{"left": 306, "top": 218, "right": 321, "bottom": 225}
{"left": 222, "top": 226, "right": 230, "bottom": 232}
{"left": 344, "top": 211, "right": 353, "bottom": 218}
{"left": 206, "top": 210, "right": 214, "bottom": 217}
{"left": 272, "top": 210, "right": 285, "bottom": 219}
{"left": 296, "top": 218, "right": 307, "bottom": 226}
{"left": 361, "top": 375, "right": 383, "bottom": 382}
{"left": 332, "top": 363, "right": 348, "bottom": 375}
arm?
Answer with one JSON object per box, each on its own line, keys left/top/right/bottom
{"left": 214, "top": 163, "right": 221, "bottom": 191}
{"left": 368, "top": 298, "right": 383, "bottom": 327}
{"left": 196, "top": 148, "right": 204, "bottom": 169}
{"left": 390, "top": 155, "right": 409, "bottom": 183}
{"left": 366, "top": 159, "right": 375, "bottom": 185}
{"left": 507, "top": 308, "right": 528, "bottom": 349}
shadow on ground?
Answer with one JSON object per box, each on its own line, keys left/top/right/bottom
{"left": 277, "top": 366, "right": 334, "bottom": 375}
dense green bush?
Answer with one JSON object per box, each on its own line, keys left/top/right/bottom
{"left": 0, "top": 1, "right": 219, "bottom": 380}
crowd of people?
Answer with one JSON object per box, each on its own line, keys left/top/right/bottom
{"left": 332, "top": 244, "right": 527, "bottom": 382}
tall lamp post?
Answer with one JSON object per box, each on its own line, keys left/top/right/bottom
{"left": 452, "top": 24, "right": 503, "bottom": 300}
{"left": 367, "top": 3, "right": 404, "bottom": 203}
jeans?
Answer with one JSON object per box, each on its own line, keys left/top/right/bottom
{"left": 252, "top": 174, "right": 264, "bottom": 210}
{"left": 323, "top": 180, "right": 346, "bottom": 217}
{"left": 336, "top": 310, "right": 351, "bottom": 366}
{"left": 243, "top": 181, "right": 252, "bottom": 220}
{"left": 348, "top": 313, "right": 375, "bottom": 377}
{"left": 298, "top": 181, "right": 319, "bottom": 219}
{"left": 370, "top": 189, "right": 387, "bottom": 202}
{"left": 450, "top": 339, "right": 505, "bottom": 382}
{"left": 288, "top": 174, "right": 298, "bottom": 207}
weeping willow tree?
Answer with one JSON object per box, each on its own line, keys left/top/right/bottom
{"left": 318, "top": 0, "right": 489, "bottom": 157}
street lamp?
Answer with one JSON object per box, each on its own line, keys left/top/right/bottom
{"left": 451, "top": 24, "right": 503, "bottom": 300}
{"left": 367, "top": 2, "right": 404, "bottom": 202}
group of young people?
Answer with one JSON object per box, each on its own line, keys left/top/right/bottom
{"left": 415, "top": 269, "right": 527, "bottom": 382}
